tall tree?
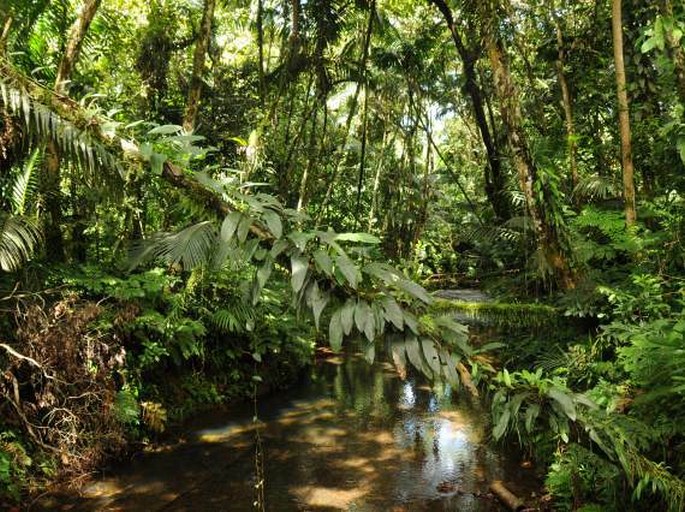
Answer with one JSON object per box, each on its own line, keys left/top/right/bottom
{"left": 611, "top": 0, "right": 637, "bottom": 227}
{"left": 183, "top": 0, "right": 216, "bottom": 132}
{"left": 428, "top": 0, "right": 510, "bottom": 220}
{"left": 45, "top": 0, "right": 102, "bottom": 261}
{"left": 474, "top": 0, "right": 575, "bottom": 288}
{"left": 552, "top": 7, "right": 579, "bottom": 192}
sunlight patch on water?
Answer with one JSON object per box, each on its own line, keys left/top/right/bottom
{"left": 292, "top": 485, "right": 367, "bottom": 509}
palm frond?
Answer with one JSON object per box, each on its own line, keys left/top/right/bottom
{"left": 0, "top": 213, "right": 41, "bottom": 271}
{"left": 129, "top": 221, "right": 218, "bottom": 271}
{"left": 573, "top": 175, "right": 620, "bottom": 202}
{"left": 210, "top": 303, "right": 254, "bottom": 333}
{"left": 11, "top": 148, "right": 41, "bottom": 215}
{"left": 462, "top": 219, "right": 526, "bottom": 245}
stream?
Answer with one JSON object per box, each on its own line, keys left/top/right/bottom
{"left": 38, "top": 347, "right": 539, "bottom": 511}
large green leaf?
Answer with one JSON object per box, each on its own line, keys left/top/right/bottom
{"left": 402, "top": 310, "right": 419, "bottom": 334}
{"left": 440, "top": 349, "right": 460, "bottom": 387}
{"left": 237, "top": 215, "right": 252, "bottom": 243}
{"left": 548, "top": 387, "right": 577, "bottom": 421}
{"left": 290, "top": 252, "right": 309, "bottom": 293}
{"left": 421, "top": 338, "right": 441, "bottom": 376}
{"left": 395, "top": 278, "right": 433, "bottom": 304}
{"left": 354, "top": 300, "right": 372, "bottom": 333}
{"left": 340, "top": 299, "right": 356, "bottom": 335}
{"left": 270, "top": 238, "right": 290, "bottom": 258}
{"left": 525, "top": 403, "right": 541, "bottom": 433}
{"left": 329, "top": 309, "right": 343, "bottom": 352}
{"left": 363, "top": 341, "right": 375, "bottom": 363}
{"left": 256, "top": 258, "right": 272, "bottom": 288}
{"left": 363, "top": 262, "right": 400, "bottom": 284}
{"left": 148, "top": 124, "right": 183, "bottom": 135}
{"left": 372, "top": 302, "right": 386, "bottom": 336}
{"left": 333, "top": 232, "right": 381, "bottom": 244}
{"left": 381, "top": 296, "right": 404, "bottom": 330}
{"left": 493, "top": 408, "right": 511, "bottom": 440}
{"left": 313, "top": 249, "right": 333, "bottom": 276}
{"left": 405, "top": 334, "right": 426, "bottom": 374}
{"left": 288, "top": 231, "right": 315, "bottom": 250}
{"left": 262, "top": 209, "right": 282, "bottom": 239}
{"left": 306, "top": 281, "right": 329, "bottom": 330}
{"left": 221, "top": 212, "right": 242, "bottom": 242}
{"left": 334, "top": 253, "right": 360, "bottom": 289}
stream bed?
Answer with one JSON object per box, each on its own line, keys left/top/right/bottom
{"left": 38, "top": 352, "right": 539, "bottom": 511}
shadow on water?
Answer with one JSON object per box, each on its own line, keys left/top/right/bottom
{"left": 34, "top": 354, "right": 538, "bottom": 511}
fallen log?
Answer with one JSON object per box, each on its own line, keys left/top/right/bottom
{"left": 0, "top": 56, "right": 273, "bottom": 241}
{"left": 489, "top": 480, "right": 525, "bottom": 511}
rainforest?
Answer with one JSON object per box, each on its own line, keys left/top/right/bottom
{"left": 2, "top": 0, "right": 685, "bottom": 510}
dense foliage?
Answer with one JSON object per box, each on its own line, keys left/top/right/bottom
{"left": 2, "top": 0, "right": 685, "bottom": 509}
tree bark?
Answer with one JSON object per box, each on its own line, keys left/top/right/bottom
{"left": 183, "top": 0, "right": 216, "bottom": 132}
{"left": 257, "top": 0, "right": 266, "bottom": 103}
{"left": 611, "top": 0, "right": 637, "bottom": 227}
{"left": 54, "top": 0, "right": 101, "bottom": 95}
{"left": 428, "top": 0, "right": 509, "bottom": 220}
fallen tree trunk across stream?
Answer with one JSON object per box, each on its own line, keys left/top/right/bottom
{"left": 489, "top": 480, "right": 525, "bottom": 511}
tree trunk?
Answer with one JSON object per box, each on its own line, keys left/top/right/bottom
{"left": 183, "top": 0, "right": 216, "bottom": 132}
{"left": 553, "top": 13, "right": 579, "bottom": 193}
{"left": 296, "top": 106, "right": 319, "bottom": 212}
{"left": 367, "top": 131, "right": 390, "bottom": 231}
{"left": 45, "top": 0, "right": 101, "bottom": 262}
{"left": 481, "top": 9, "right": 575, "bottom": 289}
{"left": 257, "top": 0, "right": 266, "bottom": 103}
{"left": 354, "top": 88, "right": 369, "bottom": 230}
{"left": 55, "top": 0, "right": 101, "bottom": 94}
{"left": 611, "top": 0, "right": 637, "bottom": 227}
{"left": 316, "top": 3, "right": 374, "bottom": 223}
{"left": 428, "top": 0, "right": 509, "bottom": 220}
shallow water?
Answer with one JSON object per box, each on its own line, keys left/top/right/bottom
{"left": 39, "top": 354, "right": 537, "bottom": 511}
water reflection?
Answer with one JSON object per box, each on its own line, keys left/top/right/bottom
{"left": 51, "top": 353, "right": 534, "bottom": 511}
